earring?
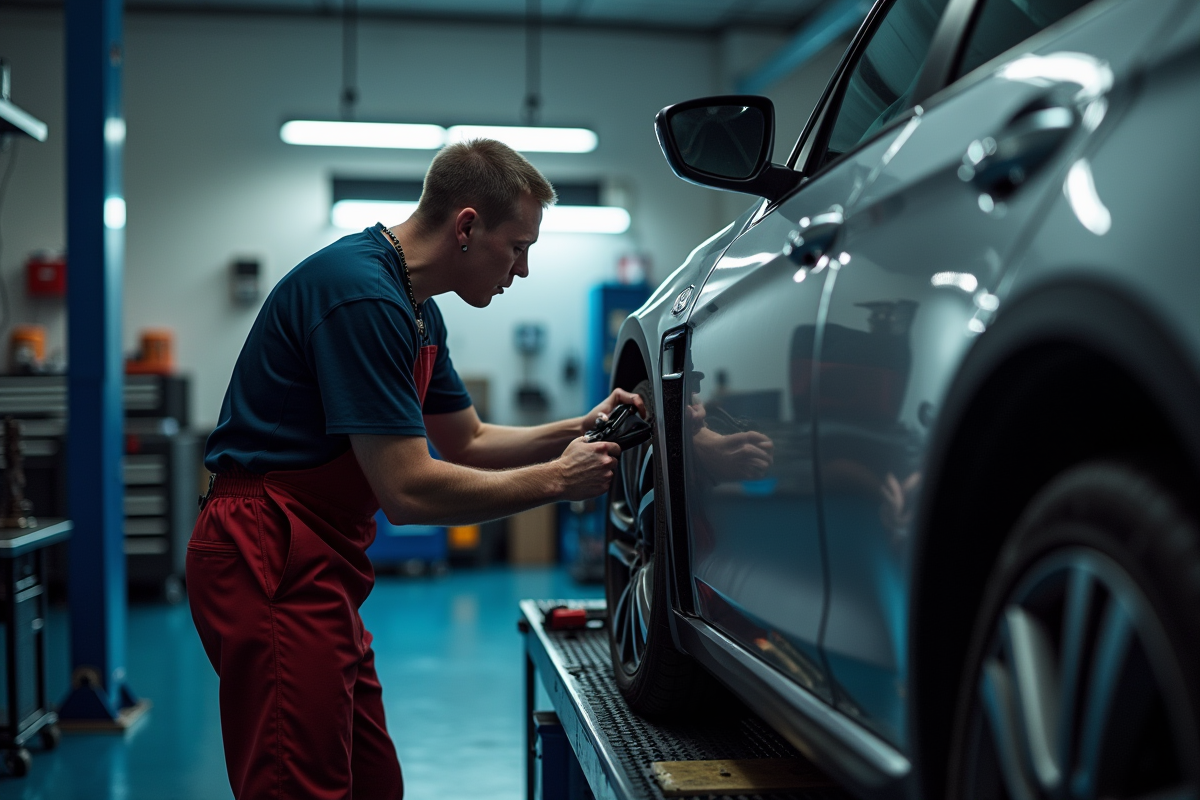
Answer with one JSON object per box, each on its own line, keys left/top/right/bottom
{"left": 461, "top": 244, "right": 468, "bottom": 252}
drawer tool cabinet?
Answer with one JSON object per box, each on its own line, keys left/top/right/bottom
{"left": 519, "top": 599, "right": 851, "bottom": 800}
{"left": 0, "top": 375, "right": 197, "bottom": 599}
{"left": 0, "top": 520, "right": 71, "bottom": 777}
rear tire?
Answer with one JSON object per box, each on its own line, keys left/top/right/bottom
{"left": 948, "top": 462, "right": 1200, "bottom": 800}
{"left": 605, "top": 380, "right": 705, "bottom": 717}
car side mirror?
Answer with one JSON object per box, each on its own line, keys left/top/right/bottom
{"left": 655, "top": 95, "right": 801, "bottom": 202}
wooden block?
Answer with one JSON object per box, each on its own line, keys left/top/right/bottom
{"left": 508, "top": 504, "right": 557, "bottom": 565}
{"left": 650, "top": 758, "right": 833, "bottom": 796}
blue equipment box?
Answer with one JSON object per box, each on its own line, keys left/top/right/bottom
{"left": 367, "top": 510, "right": 447, "bottom": 565}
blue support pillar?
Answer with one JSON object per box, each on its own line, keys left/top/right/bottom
{"left": 59, "top": 0, "right": 145, "bottom": 727}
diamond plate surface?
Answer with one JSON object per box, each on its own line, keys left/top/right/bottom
{"left": 534, "top": 601, "right": 853, "bottom": 800}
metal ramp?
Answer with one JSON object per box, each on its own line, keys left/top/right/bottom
{"left": 520, "top": 599, "right": 853, "bottom": 800}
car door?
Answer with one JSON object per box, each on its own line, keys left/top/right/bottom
{"left": 812, "top": 0, "right": 1182, "bottom": 749}
{"left": 682, "top": 0, "right": 951, "bottom": 704}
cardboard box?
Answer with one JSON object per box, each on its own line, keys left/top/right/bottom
{"left": 508, "top": 504, "right": 557, "bottom": 565}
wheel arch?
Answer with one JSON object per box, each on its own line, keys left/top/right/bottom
{"left": 907, "top": 278, "right": 1200, "bottom": 799}
{"left": 611, "top": 337, "right": 650, "bottom": 393}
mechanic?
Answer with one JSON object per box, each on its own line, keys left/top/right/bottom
{"left": 187, "top": 138, "right": 641, "bottom": 800}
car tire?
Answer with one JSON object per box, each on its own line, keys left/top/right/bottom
{"left": 947, "top": 462, "right": 1200, "bottom": 800}
{"left": 605, "top": 379, "right": 705, "bottom": 717}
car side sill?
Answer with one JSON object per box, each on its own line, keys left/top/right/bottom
{"left": 676, "top": 612, "right": 910, "bottom": 794}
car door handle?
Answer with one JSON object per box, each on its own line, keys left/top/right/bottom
{"left": 962, "top": 105, "right": 1076, "bottom": 198}
{"left": 784, "top": 210, "right": 843, "bottom": 267}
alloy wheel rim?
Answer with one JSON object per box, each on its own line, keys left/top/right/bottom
{"left": 607, "top": 432, "right": 656, "bottom": 675}
{"left": 959, "top": 546, "right": 1199, "bottom": 800}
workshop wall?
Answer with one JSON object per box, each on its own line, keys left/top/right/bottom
{"left": 0, "top": 9, "right": 844, "bottom": 428}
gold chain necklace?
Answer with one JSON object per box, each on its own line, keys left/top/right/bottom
{"left": 378, "top": 223, "right": 426, "bottom": 340}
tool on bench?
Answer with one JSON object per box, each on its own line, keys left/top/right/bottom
{"left": 583, "top": 403, "right": 651, "bottom": 450}
{"left": 543, "top": 604, "right": 606, "bottom": 631}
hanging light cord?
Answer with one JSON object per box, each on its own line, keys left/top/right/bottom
{"left": 341, "top": 0, "right": 359, "bottom": 120}
{"left": 524, "top": 0, "right": 541, "bottom": 126}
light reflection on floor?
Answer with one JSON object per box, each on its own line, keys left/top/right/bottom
{"left": 6, "top": 566, "right": 601, "bottom": 800}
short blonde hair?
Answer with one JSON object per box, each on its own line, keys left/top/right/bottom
{"left": 412, "top": 139, "right": 557, "bottom": 230}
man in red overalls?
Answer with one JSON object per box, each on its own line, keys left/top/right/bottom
{"left": 188, "top": 139, "right": 639, "bottom": 799}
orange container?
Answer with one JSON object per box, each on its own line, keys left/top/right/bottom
{"left": 10, "top": 324, "right": 46, "bottom": 372}
{"left": 448, "top": 525, "right": 481, "bottom": 550}
{"left": 126, "top": 328, "right": 175, "bottom": 374}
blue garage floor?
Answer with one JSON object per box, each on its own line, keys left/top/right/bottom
{"left": 6, "top": 566, "right": 602, "bottom": 800}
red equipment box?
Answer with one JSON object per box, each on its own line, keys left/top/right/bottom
{"left": 26, "top": 255, "right": 66, "bottom": 297}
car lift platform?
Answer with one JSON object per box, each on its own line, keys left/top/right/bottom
{"left": 520, "top": 599, "right": 852, "bottom": 800}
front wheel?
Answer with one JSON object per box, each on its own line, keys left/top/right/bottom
{"left": 605, "top": 380, "right": 704, "bottom": 717}
{"left": 948, "top": 463, "right": 1200, "bottom": 800}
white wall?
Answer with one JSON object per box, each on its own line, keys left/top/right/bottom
{"left": 0, "top": 8, "right": 844, "bottom": 429}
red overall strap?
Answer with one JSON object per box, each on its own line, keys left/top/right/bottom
{"left": 414, "top": 344, "right": 437, "bottom": 404}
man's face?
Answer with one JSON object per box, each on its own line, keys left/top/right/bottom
{"left": 457, "top": 193, "right": 542, "bottom": 308}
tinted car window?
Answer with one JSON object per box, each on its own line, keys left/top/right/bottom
{"left": 955, "top": 0, "right": 1095, "bottom": 79}
{"left": 823, "top": 0, "right": 950, "bottom": 166}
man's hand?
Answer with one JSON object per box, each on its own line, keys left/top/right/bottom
{"left": 694, "top": 428, "right": 774, "bottom": 483}
{"left": 556, "top": 437, "right": 621, "bottom": 500}
{"left": 581, "top": 388, "right": 647, "bottom": 435}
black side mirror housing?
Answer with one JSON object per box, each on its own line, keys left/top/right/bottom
{"left": 655, "top": 95, "right": 801, "bottom": 203}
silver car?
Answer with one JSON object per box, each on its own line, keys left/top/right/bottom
{"left": 602, "top": 0, "right": 1200, "bottom": 797}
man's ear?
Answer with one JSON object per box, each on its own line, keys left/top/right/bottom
{"left": 454, "top": 207, "right": 480, "bottom": 247}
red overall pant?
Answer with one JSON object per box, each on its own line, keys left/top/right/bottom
{"left": 187, "top": 345, "right": 438, "bottom": 800}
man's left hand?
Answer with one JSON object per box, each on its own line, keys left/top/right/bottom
{"left": 581, "top": 388, "right": 647, "bottom": 435}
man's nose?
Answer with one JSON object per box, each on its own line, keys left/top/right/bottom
{"left": 514, "top": 253, "right": 530, "bottom": 278}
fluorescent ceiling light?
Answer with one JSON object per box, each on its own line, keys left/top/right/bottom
{"left": 282, "top": 121, "right": 598, "bottom": 154}
{"left": 331, "top": 200, "right": 628, "bottom": 235}
{"left": 447, "top": 125, "right": 598, "bottom": 153}
{"left": 281, "top": 120, "right": 445, "bottom": 149}
{"left": 542, "top": 205, "right": 630, "bottom": 234}
{"left": 331, "top": 200, "right": 419, "bottom": 230}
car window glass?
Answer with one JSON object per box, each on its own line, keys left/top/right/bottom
{"left": 822, "top": 0, "right": 950, "bottom": 167}
{"left": 955, "top": 0, "right": 1095, "bottom": 79}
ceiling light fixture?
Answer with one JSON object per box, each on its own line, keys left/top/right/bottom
{"left": 447, "top": 125, "right": 597, "bottom": 153}
{"left": 280, "top": 120, "right": 446, "bottom": 149}
{"left": 330, "top": 199, "right": 628, "bottom": 235}
{"left": 541, "top": 205, "right": 630, "bottom": 234}
{"left": 280, "top": 121, "right": 598, "bottom": 153}
{"left": 331, "top": 200, "right": 419, "bottom": 230}
{"left": 281, "top": 0, "right": 598, "bottom": 155}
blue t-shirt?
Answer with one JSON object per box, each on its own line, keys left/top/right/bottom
{"left": 205, "top": 226, "right": 472, "bottom": 473}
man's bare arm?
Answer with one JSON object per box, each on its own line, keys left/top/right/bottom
{"left": 350, "top": 433, "right": 619, "bottom": 526}
{"left": 424, "top": 407, "right": 580, "bottom": 469}
{"left": 424, "top": 388, "right": 646, "bottom": 470}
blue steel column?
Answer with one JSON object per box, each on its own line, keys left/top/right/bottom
{"left": 58, "top": 0, "right": 138, "bottom": 721}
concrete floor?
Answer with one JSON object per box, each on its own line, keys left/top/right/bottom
{"left": 6, "top": 566, "right": 602, "bottom": 800}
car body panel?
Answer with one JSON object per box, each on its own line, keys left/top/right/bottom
{"left": 813, "top": 0, "right": 1182, "bottom": 748}
{"left": 680, "top": 107, "right": 933, "bottom": 706}
{"left": 1004, "top": 3, "right": 1200, "bottom": 377}
{"left": 607, "top": 0, "right": 1199, "bottom": 796}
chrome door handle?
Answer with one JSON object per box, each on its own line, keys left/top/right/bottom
{"left": 784, "top": 210, "right": 843, "bottom": 267}
{"left": 962, "top": 105, "right": 1075, "bottom": 198}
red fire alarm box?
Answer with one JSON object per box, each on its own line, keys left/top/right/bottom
{"left": 27, "top": 254, "right": 66, "bottom": 297}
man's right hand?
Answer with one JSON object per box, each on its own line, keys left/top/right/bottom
{"left": 556, "top": 437, "right": 621, "bottom": 500}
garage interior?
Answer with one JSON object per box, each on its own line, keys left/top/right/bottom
{"left": 0, "top": 1, "right": 859, "bottom": 798}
